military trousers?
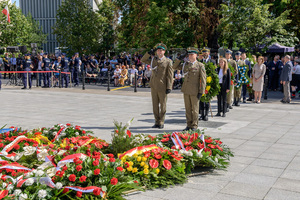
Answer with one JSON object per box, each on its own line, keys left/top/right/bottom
{"left": 234, "top": 86, "right": 242, "bottom": 99}
{"left": 184, "top": 94, "right": 199, "bottom": 129}
{"left": 151, "top": 89, "right": 167, "bottom": 126}
{"left": 227, "top": 85, "right": 234, "bottom": 106}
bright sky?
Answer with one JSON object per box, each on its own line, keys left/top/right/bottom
{"left": 12, "top": 0, "right": 19, "bottom": 7}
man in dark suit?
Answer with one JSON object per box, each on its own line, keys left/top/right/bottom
{"left": 241, "top": 53, "right": 252, "bottom": 103}
{"left": 268, "top": 55, "right": 280, "bottom": 91}
{"left": 280, "top": 55, "right": 292, "bottom": 103}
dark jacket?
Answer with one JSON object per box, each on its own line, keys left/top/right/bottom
{"left": 216, "top": 67, "right": 231, "bottom": 91}
{"left": 268, "top": 60, "right": 279, "bottom": 75}
{"left": 280, "top": 61, "right": 292, "bottom": 82}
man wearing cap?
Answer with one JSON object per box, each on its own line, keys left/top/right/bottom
{"left": 234, "top": 51, "right": 246, "bottom": 106}
{"left": 199, "top": 47, "right": 216, "bottom": 121}
{"left": 61, "top": 53, "right": 70, "bottom": 88}
{"left": 141, "top": 43, "right": 173, "bottom": 129}
{"left": 173, "top": 47, "right": 206, "bottom": 131}
{"left": 42, "top": 53, "right": 51, "bottom": 88}
{"left": 225, "top": 49, "right": 238, "bottom": 110}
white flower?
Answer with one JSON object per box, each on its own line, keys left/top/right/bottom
{"left": 2, "top": 182, "right": 7, "bottom": 188}
{"left": 52, "top": 131, "right": 57, "bottom": 136}
{"left": 37, "top": 148, "right": 48, "bottom": 161}
{"left": 19, "top": 193, "right": 28, "bottom": 200}
{"left": 36, "top": 170, "right": 44, "bottom": 177}
{"left": 61, "top": 132, "right": 66, "bottom": 136}
{"left": 12, "top": 152, "right": 24, "bottom": 161}
{"left": 46, "top": 167, "right": 56, "bottom": 177}
{"left": 7, "top": 184, "right": 14, "bottom": 191}
{"left": 23, "top": 146, "right": 36, "bottom": 156}
{"left": 25, "top": 172, "right": 33, "bottom": 178}
{"left": 38, "top": 189, "right": 47, "bottom": 198}
{"left": 25, "top": 178, "right": 34, "bottom": 186}
{"left": 14, "top": 189, "right": 22, "bottom": 196}
{"left": 38, "top": 161, "right": 53, "bottom": 171}
{"left": 179, "top": 149, "right": 185, "bottom": 154}
{"left": 55, "top": 182, "right": 63, "bottom": 190}
{"left": 215, "top": 157, "right": 218, "bottom": 162}
{"left": 43, "top": 130, "right": 48, "bottom": 134}
{"left": 75, "top": 132, "right": 79, "bottom": 136}
{"left": 57, "top": 150, "right": 67, "bottom": 156}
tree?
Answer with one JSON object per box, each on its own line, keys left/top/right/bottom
{"left": 53, "top": 0, "right": 104, "bottom": 55}
{"left": 218, "top": 0, "right": 296, "bottom": 53}
{"left": 0, "top": 0, "right": 47, "bottom": 49}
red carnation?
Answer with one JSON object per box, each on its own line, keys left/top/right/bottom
{"left": 94, "top": 168, "right": 100, "bottom": 175}
{"left": 205, "top": 90, "right": 208, "bottom": 94}
{"left": 109, "top": 158, "right": 115, "bottom": 162}
{"left": 185, "top": 146, "right": 194, "bottom": 151}
{"left": 0, "top": 143, "right": 3, "bottom": 148}
{"left": 161, "top": 138, "right": 169, "bottom": 142}
{"left": 144, "top": 153, "right": 150, "bottom": 158}
{"left": 14, "top": 144, "right": 20, "bottom": 150}
{"left": 0, "top": 190, "right": 8, "bottom": 199}
{"left": 124, "top": 162, "right": 129, "bottom": 168}
{"left": 79, "top": 175, "right": 87, "bottom": 182}
{"left": 216, "top": 145, "right": 223, "bottom": 151}
{"left": 204, "top": 148, "right": 212, "bottom": 156}
{"left": 163, "top": 160, "right": 172, "bottom": 170}
{"left": 76, "top": 165, "right": 82, "bottom": 172}
{"left": 63, "top": 188, "right": 69, "bottom": 193}
{"left": 24, "top": 143, "right": 29, "bottom": 146}
{"left": 116, "top": 167, "right": 123, "bottom": 171}
{"left": 208, "top": 144, "right": 216, "bottom": 149}
{"left": 154, "top": 154, "right": 162, "bottom": 159}
{"left": 93, "top": 159, "right": 99, "bottom": 166}
{"left": 49, "top": 144, "right": 54, "bottom": 148}
{"left": 82, "top": 130, "right": 86, "bottom": 134}
{"left": 134, "top": 180, "right": 138, "bottom": 184}
{"left": 69, "top": 174, "right": 76, "bottom": 182}
{"left": 93, "top": 188, "right": 101, "bottom": 196}
{"left": 126, "top": 130, "right": 132, "bottom": 138}
{"left": 149, "top": 159, "right": 159, "bottom": 168}
{"left": 62, "top": 165, "right": 68, "bottom": 171}
{"left": 197, "top": 142, "right": 205, "bottom": 149}
{"left": 66, "top": 123, "right": 71, "bottom": 126}
{"left": 110, "top": 177, "right": 118, "bottom": 185}
{"left": 107, "top": 153, "right": 114, "bottom": 158}
{"left": 205, "top": 138, "right": 213, "bottom": 143}
{"left": 76, "top": 191, "right": 82, "bottom": 198}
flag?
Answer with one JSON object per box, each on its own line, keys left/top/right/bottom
{"left": 2, "top": 5, "right": 10, "bottom": 23}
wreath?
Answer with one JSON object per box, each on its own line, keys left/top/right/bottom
{"left": 200, "top": 62, "right": 220, "bottom": 103}
{"left": 235, "top": 64, "right": 249, "bottom": 89}
{"left": 228, "top": 63, "right": 235, "bottom": 90}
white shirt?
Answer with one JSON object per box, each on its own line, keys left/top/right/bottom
{"left": 130, "top": 68, "right": 137, "bottom": 75}
{"left": 294, "top": 64, "right": 300, "bottom": 75}
{"left": 175, "top": 73, "right": 182, "bottom": 79}
{"left": 219, "top": 69, "right": 223, "bottom": 83}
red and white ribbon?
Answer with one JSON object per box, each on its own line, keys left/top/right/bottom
{"left": 51, "top": 124, "right": 67, "bottom": 143}
{"left": 119, "top": 144, "right": 158, "bottom": 159}
{"left": 56, "top": 153, "right": 87, "bottom": 170}
{"left": 64, "top": 186, "right": 105, "bottom": 197}
{"left": 0, "top": 163, "right": 32, "bottom": 171}
{"left": 171, "top": 132, "right": 185, "bottom": 150}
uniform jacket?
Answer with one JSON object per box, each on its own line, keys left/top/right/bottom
{"left": 141, "top": 52, "right": 173, "bottom": 92}
{"left": 173, "top": 59, "right": 206, "bottom": 96}
{"left": 228, "top": 59, "right": 239, "bottom": 83}
{"left": 280, "top": 61, "right": 292, "bottom": 82}
{"left": 216, "top": 67, "right": 231, "bottom": 91}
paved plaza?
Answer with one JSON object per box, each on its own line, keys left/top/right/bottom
{"left": 0, "top": 85, "right": 300, "bottom": 200}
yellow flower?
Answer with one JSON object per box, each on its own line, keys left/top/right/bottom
{"left": 207, "top": 76, "right": 212, "bottom": 83}
{"left": 155, "top": 168, "right": 160, "bottom": 174}
{"left": 142, "top": 157, "right": 147, "bottom": 162}
{"left": 120, "top": 160, "right": 123, "bottom": 164}
{"left": 133, "top": 153, "right": 138, "bottom": 158}
{"left": 144, "top": 164, "right": 149, "bottom": 169}
{"left": 140, "top": 162, "right": 145, "bottom": 167}
{"left": 132, "top": 167, "right": 138, "bottom": 173}
{"left": 136, "top": 156, "right": 142, "bottom": 162}
{"left": 206, "top": 85, "right": 211, "bottom": 91}
{"left": 69, "top": 144, "right": 74, "bottom": 148}
{"left": 129, "top": 161, "right": 134, "bottom": 166}
{"left": 143, "top": 168, "right": 149, "bottom": 174}
{"left": 127, "top": 166, "right": 133, "bottom": 171}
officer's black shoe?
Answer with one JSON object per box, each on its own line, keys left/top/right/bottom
{"left": 222, "top": 113, "right": 226, "bottom": 117}
{"left": 42, "top": 86, "right": 47, "bottom": 88}
{"left": 190, "top": 128, "right": 197, "bottom": 131}
{"left": 21, "top": 87, "right": 26, "bottom": 89}
{"left": 226, "top": 108, "right": 229, "bottom": 112}
{"left": 243, "top": 99, "right": 246, "bottom": 103}
{"left": 229, "top": 105, "right": 233, "bottom": 109}
{"left": 236, "top": 102, "right": 240, "bottom": 106}
{"left": 247, "top": 98, "right": 252, "bottom": 101}
{"left": 183, "top": 127, "right": 190, "bottom": 131}
{"left": 158, "top": 125, "right": 164, "bottom": 129}
{"left": 203, "top": 115, "right": 208, "bottom": 121}
{"left": 216, "top": 113, "right": 221, "bottom": 116}
{"left": 199, "top": 116, "right": 202, "bottom": 120}
{"left": 152, "top": 124, "right": 160, "bottom": 128}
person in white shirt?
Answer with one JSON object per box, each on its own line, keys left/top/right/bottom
{"left": 143, "top": 65, "right": 152, "bottom": 87}
{"left": 174, "top": 70, "right": 182, "bottom": 89}
{"left": 129, "top": 65, "right": 137, "bottom": 86}
{"left": 113, "top": 65, "right": 121, "bottom": 86}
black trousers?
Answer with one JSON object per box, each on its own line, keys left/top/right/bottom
{"left": 217, "top": 84, "right": 227, "bottom": 114}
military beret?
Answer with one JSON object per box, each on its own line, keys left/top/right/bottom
{"left": 235, "top": 51, "right": 242, "bottom": 55}
{"left": 201, "top": 47, "right": 210, "bottom": 53}
{"left": 154, "top": 43, "right": 167, "bottom": 50}
{"left": 187, "top": 47, "right": 199, "bottom": 54}
{"left": 295, "top": 59, "right": 300, "bottom": 63}
{"left": 62, "top": 53, "right": 66, "bottom": 56}
{"left": 225, "top": 49, "right": 232, "bottom": 54}
{"left": 44, "top": 53, "right": 48, "bottom": 55}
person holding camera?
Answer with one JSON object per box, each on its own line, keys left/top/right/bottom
{"left": 173, "top": 47, "right": 206, "bottom": 131}
{"left": 141, "top": 43, "right": 173, "bottom": 129}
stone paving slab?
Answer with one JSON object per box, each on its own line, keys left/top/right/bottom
{"left": 1, "top": 86, "right": 300, "bottom": 200}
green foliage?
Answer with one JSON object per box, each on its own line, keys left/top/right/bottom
{"left": 0, "top": 0, "right": 47, "bottom": 48}
{"left": 109, "top": 119, "right": 134, "bottom": 156}
{"left": 53, "top": 0, "right": 104, "bottom": 55}
{"left": 218, "top": 0, "right": 296, "bottom": 52}
{"left": 201, "top": 62, "right": 220, "bottom": 103}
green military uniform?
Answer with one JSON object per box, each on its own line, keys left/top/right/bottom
{"left": 141, "top": 43, "right": 173, "bottom": 128}
{"left": 225, "top": 50, "right": 238, "bottom": 109}
{"left": 173, "top": 47, "right": 206, "bottom": 130}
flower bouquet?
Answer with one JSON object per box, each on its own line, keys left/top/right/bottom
{"left": 201, "top": 62, "right": 220, "bottom": 103}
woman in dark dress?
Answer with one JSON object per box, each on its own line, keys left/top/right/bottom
{"left": 216, "top": 58, "right": 231, "bottom": 117}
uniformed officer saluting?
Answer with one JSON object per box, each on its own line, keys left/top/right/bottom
{"left": 173, "top": 47, "right": 206, "bottom": 131}
{"left": 141, "top": 43, "right": 173, "bottom": 129}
